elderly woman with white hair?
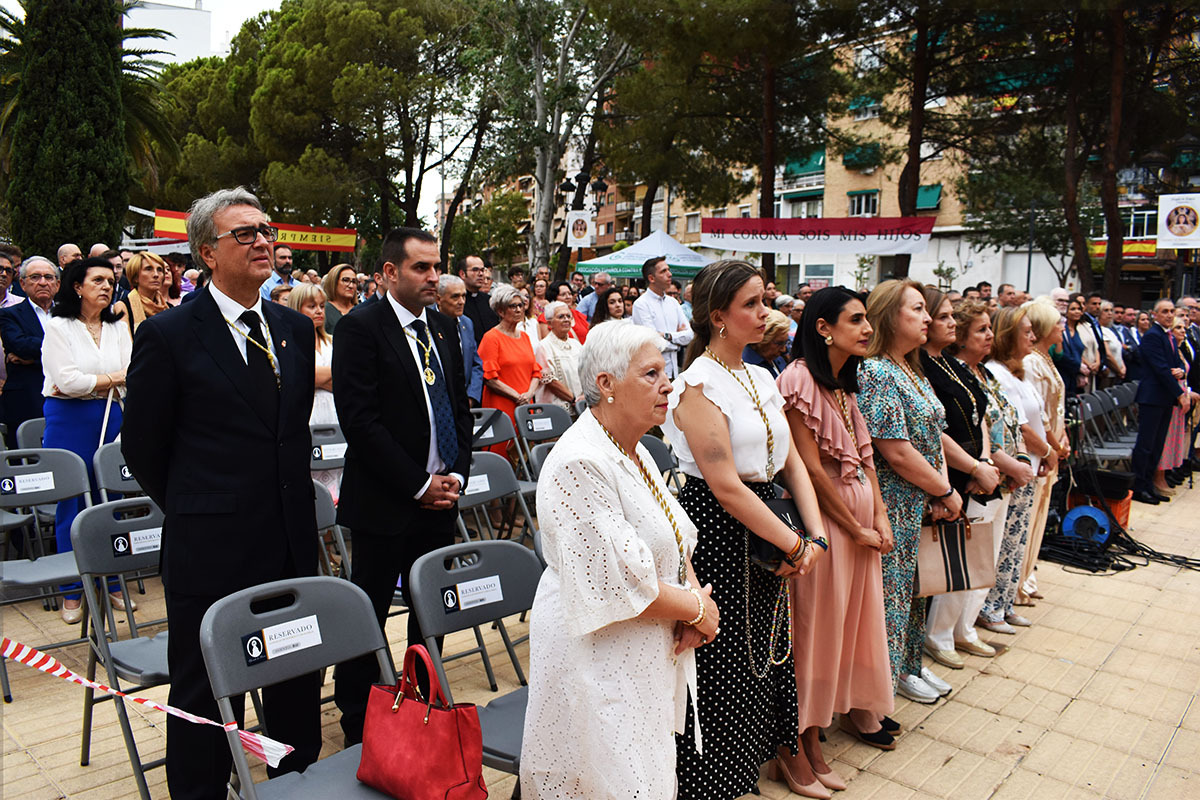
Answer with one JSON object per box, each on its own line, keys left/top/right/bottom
{"left": 535, "top": 300, "right": 584, "bottom": 413}
{"left": 521, "top": 322, "right": 718, "bottom": 799}
{"left": 478, "top": 282, "right": 541, "bottom": 452}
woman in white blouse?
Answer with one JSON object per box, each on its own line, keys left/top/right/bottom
{"left": 534, "top": 301, "right": 583, "bottom": 413}
{"left": 521, "top": 322, "right": 718, "bottom": 799}
{"left": 42, "top": 257, "right": 134, "bottom": 624}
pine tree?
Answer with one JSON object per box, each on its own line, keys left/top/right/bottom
{"left": 6, "top": 0, "right": 127, "bottom": 257}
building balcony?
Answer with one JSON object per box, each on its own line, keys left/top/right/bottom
{"left": 614, "top": 201, "right": 635, "bottom": 214}
{"left": 780, "top": 172, "right": 824, "bottom": 192}
{"left": 615, "top": 230, "right": 635, "bottom": 242}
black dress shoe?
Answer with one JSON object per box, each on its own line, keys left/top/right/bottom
{"left": 1154, "top": 492, "right": 1171, "bottom": 502}
{"left": 1133, "top": 491, "right": 1161, "bottom": 504}
{"left": 1166, "top": 475, "right": 1181, "bottom": 487}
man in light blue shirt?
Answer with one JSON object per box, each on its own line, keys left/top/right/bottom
{"left": 259, "top": 243, "right": 295, "bottom": 301}
{"left": 576, "top": 271, "right": 614, "bottom": 321}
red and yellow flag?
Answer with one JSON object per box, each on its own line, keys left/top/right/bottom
{"left": 153, "top": 209, "right": 357, "bottom": 253}
{"left": 1087, "top": 239, "right": 1158, "bottom": 259}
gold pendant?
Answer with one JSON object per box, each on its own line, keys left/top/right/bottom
{"left": 424, "top": 367, "right": 436, "bottom": 385}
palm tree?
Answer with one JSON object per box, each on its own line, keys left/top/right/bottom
{"left": 0, "top": 0, "right": 179, "bottom": 193}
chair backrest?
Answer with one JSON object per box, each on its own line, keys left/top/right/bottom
{"left": 470, "top": 408, "right": 517, "bottom": 450}
{"left": 16, "top": 417, "right": 44, "bottom": 449}
{"left": 408, "top": 541, "right": 543, "bottom": 642}
{"left": 574, "top": 397, "right": 588, "bottom": 416}
{"left": 70, "top": 497, "right": 165, "bottom": 578}
{"left": 529, "top": 442, "right": 555, "bottom": 478}
{"left": 93, "top": 441, "right": 143, "bottom": 501}
{"left": 459, "top": 451, "right": 522, "bottom": 508}
{"left": 313, "top": 479, "right": 336, "bottom": 531}
{"left": 514, "top": 404, "right": 572, "bottom": 443}
{"left": 309, "top": 423, "right": 347, "bottom": 471}
{"left": 200, "top": 576, "right": 394, "bottom": 700}
{"left": 638, "top": 434, "right": 678, "bottom": 475}
{"left": 0, "top": 448, "right": 91, "bottom": 509}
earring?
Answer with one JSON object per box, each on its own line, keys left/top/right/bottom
{"left": 824, "top": 334, "right": 833, "bottom": 346}
{"left": 606, "top": 395, "right": 614, "bottom": 404}
{"left": 719, "top": 325, "right": 727, "bottom": 339}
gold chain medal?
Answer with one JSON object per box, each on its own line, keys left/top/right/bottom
{"left": 405, "top": 327, "right": 438, "bottom": 385}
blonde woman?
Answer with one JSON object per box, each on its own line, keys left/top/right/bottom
{"left": 321, "top": 263, "right": 358, "bottom": 334}
{"left": 115, "top": 252, "right": 170, "bottom": 334}
{"left": 288, "top": 283, "right": 338, "bottom": 503}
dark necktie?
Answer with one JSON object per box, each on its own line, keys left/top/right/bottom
{"left": 239, "top": 310, "right": 279, "bottom": 429}
{"left": 412, "top": 319, "right": 459, "bottom": 469}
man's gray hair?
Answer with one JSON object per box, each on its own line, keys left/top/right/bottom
{"left": 489, "top": 282, "right": 522, "bottom": 313}
{"left": 186, "top": 187, "right": 264, "bottom": 265}
{"left": 591, "top": 271, "right": 612, "bottom": 285}
{"left": 543, "top": 300, "right": 569, "bottom": 322}
{"left": 19, "top": 256, "right": 58, "bottom": 281}
{"left": 578, "top": 322, "right": 663, "bottom": 408}
{"left": 438, "top": 274, "right": 465, "bottom": 295}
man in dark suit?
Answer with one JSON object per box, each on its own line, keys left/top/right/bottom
{"left": 0, "top": 257, "right": 59, "bottom": 448}
{"left": 435, "top": 273, "right": 483, "bottom": 405}
{"left": 457, "top": 254, "right": 498, "bottom": 344}
{"left": 332, "top": 227, "right": 473, "bottom": 746}
{"left": 122, "top": 188, "right": 321, "bottom": 800}
{"left": 1131, "top": 298, "right": 1190, "bottom": 505}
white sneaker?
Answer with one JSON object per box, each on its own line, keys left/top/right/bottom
{"left": 896, "top": 673, "right": 939, "bottom": 704}
{"left": 920, "top": 666, "right": 952, "bottom": 696}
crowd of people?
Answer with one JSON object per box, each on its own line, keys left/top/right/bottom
{"left": 7, "top": 183, "right": 1198, "bottom": 800}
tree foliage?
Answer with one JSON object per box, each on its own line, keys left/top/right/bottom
{"left": 6, "top": 0, "right": 128, "bottom": 256}
{"left": 449, "top": 190, "right": 529, "bottom": 266}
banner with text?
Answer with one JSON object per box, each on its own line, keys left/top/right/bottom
{"left": 701, "top": 217, "right": 936, "bottom": 255}
{"left": 154, "top": 209, "right": 358, "bottom": 253}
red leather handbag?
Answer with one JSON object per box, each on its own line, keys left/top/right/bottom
{"left": 356, "top": 644, "right": 488, "bottom": 799}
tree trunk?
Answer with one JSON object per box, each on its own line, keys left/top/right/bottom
{"left": 378, "top": 180, "right": 391, "bottom": 239}
{"left": 639, "top": 178, "right": 660, "bottom": 240}
{"left": 760, "top": 55, "right": 776, "bottom": 279}
{"left": 440, "top": 105, "right": 494, "bottom": 268}
{"left": 1061, "top": 13, "right": 1094, "bottom": 293}
{"left": 554, "top": 114, "right": 600, "bottom": 282}
{"left": 1100, "top": 5, "right": 1126, "bottom": 299}
{"left": 894, "top": 1, "right": 931, "bottom": 279}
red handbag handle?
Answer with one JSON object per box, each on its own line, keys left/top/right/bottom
{"left": 400, "top": 644, "right": 449, "bottom": 709}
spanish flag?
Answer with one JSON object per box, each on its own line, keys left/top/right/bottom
{"left": 154, "top": 209, "right": 357, "bottom": 253}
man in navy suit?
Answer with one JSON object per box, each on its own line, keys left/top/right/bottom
{"left": 435, "top": 273, "right": 483, "bottom": 404}
{"left": 1131, "top": 298, "right": 1190, "bottom": 504}
{"left": 0, "top": 257, "right": 59, "bottom": 448}
{"left": 122, "top": 187, "right": 321, "bottom": 799}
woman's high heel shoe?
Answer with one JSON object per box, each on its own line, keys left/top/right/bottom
{"left": 813, "top": 766, "right": 847, "bottom": 791}
{"left": 767, "top": 756, "right": 833, "bottom": 799}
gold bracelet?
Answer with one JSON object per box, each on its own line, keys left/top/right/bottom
{"left": 684, "top": 586, "right": 705, "bottom": 627}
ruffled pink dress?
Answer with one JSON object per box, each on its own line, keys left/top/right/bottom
{"left": 777, "top": 360, "right": 894, "bottom": 729}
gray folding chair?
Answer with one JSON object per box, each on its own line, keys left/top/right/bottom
{"left": 72, "top": 498, "right": 168, "bottom": 800}
{"left": 639, "top": 434, "right": 684, "bottom": 495}
{"left": 93, "top": 441, "right": 152, "bottom": 596}
{"left": 0, "top": 448, "right": 94, "bottom": 703}
{"left": 514, "top": 404, "right": 572, "bottom": 468}
{"left": 313, "top": 479, "right": 350, "bottom": 580}
{"left": 471, "top": 408, "right": 535, "bottom": 486}
{"left": 458, "top": 452, "right": 538, "bottom": 547}
{"left": 15, "top": 416, "right": 44, "bottom": 449}
{"left": 310, "top": 423, "right": 347, "bottom": 472}
{"left": 199, "top": 577, "right": 395, "bottom": 800}
{"left": 528, "top": 442, "right": 555, "bottom": 479}
{"left": 408, "top": 541, "right": 543, "bottom": 780}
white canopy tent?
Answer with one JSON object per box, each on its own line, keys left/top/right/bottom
{"left": 575, "top": 230, "right": 712, "bottom": 278}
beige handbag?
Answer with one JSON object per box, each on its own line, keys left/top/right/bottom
{"left": 914, "top": 517, "right": 995, "bottom": 597}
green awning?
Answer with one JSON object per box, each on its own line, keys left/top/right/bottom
{"left": 785, "top": 150, "right": 825, "bottom": 176}
{"left": 782, "top": 188, "right": 823, "bottom": 199}
{"left": 843, "top": 144, "right": 882, "bottom": 170}
{"left": 847, "top": 189, "right": 878, "bottom": 197}
{"left": 916, "top": 184, "right": 942, "bottom": 210}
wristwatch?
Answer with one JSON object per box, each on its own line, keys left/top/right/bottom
{"left": 664, "top": 332, "right": 673, "bottom": 343}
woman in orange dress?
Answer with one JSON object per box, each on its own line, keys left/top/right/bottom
{"left": 776, "top": 287, "right": 897, "bottom": 795}
{"left": 479, "top": 283, "right": 542, "bottom": 453}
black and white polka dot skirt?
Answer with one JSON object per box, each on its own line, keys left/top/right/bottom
{"left": 675, "top": 477, "right": 799, "bottom": 800}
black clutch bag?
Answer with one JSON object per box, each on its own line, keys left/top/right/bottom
{"left": 749, "top": 498, "right": 806, "bottom": 571}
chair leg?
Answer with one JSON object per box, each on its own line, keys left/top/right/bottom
{"left": 80, "top": 646, "right": 98, "bottom": 766}
{"left": 471, "top": 625, "right": 499, "bottom": 692}
{"left": 112, "top": 684, "right": 153, "bottom": 800}
{"left": 250, "top": 689, "right": 268, "bottom": 736}
{"left": 0, "top": 657, "right": 11, "bottom": 703}
{"left": 511, "top": 777, "right": 521, "bottom": 799}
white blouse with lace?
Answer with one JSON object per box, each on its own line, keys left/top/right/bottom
{"left": 521, "top": 411, "right": 700, "bottom": 799}
{"left": 42, "top": 317, "right": 132, "bottom": 399}
{"left": 661, "top": 355, "right": 790, "bottom": 482}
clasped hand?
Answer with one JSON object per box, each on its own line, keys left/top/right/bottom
{"left": 418, "top": 474, "right": 460, "bottom": 510}
{"left": 674, "top": 583, "right": 719, "bottom": 654}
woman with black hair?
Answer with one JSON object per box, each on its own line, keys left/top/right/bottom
{"left": 42, "top": 256, "right": 133, "bottom": 623}
{"left": 775, "top": 287, "right": 897, "bottom": 795}
{"left": 589, "top": 286, "right": 627, "bottom": 325}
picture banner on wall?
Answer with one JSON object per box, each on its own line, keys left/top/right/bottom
{"left": 701, "top": 217, "right": 935, "bottom": 255}
{"left": 1157, "top": 194, "right": 1200, "bottom": 250}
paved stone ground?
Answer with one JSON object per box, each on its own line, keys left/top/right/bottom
{"left": 2, "top": 485, "right": 1199, "bottom": 799}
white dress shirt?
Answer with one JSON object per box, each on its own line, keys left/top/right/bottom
{"left": 30, "top": 300, "right": 51, "bottom": 333}
{"left": 209, "top": 281, "right": 280, "bottom": 372}
{"left": 42, "top": 316, "right": 133, "bottom": 398}
{"left": 631, "top": 288, "right": 694, "bottom": 378}
{"left": 386, "top": 292, "right": 464, "bottom": 498}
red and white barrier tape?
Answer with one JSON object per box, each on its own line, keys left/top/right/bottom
{"left": 1, "top": 636, "right": 294, "bottom": 767}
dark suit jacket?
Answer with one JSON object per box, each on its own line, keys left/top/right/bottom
{"left": 1134, "top": 323, "right": 1184, "bottom": 407}
{"left": 121, "top": 287, "right": 318, "bottom": 597}
{"left": 332, "top": 298, "right": 472, "bottom": 534}
{"left": 462, "top": 291, "right": 499, "bottom": 346}
{"left": 0, "top": 299, "right": 46, "bottom": 394}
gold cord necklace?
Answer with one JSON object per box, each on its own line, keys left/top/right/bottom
{"left": 704, "top": 347, "right": 776, "bottom": 480}
{"left": 223, "top": 317, "right": 281, "bottom": 389}
{"left": 404, "top": 327, "right": 437, "bottom": 385}
{"left": 596, "top": 418, "right": 687, "bottom": 585}
{"left": 834, "top": 389, "right": 868, "bottom": 484}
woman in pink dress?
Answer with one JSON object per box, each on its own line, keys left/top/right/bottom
{"left": 1157, "top": 318, "right": 1195, "bottom": 490}
{"left": 776, "top": 287, "right": 897, "bottom": 797}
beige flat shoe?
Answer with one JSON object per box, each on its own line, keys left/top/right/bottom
{"left": 109, "top": 593, "right": 137, "bottom": 612}
{"left": 61, "top": 601, "right": 83, "bottom": 625}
